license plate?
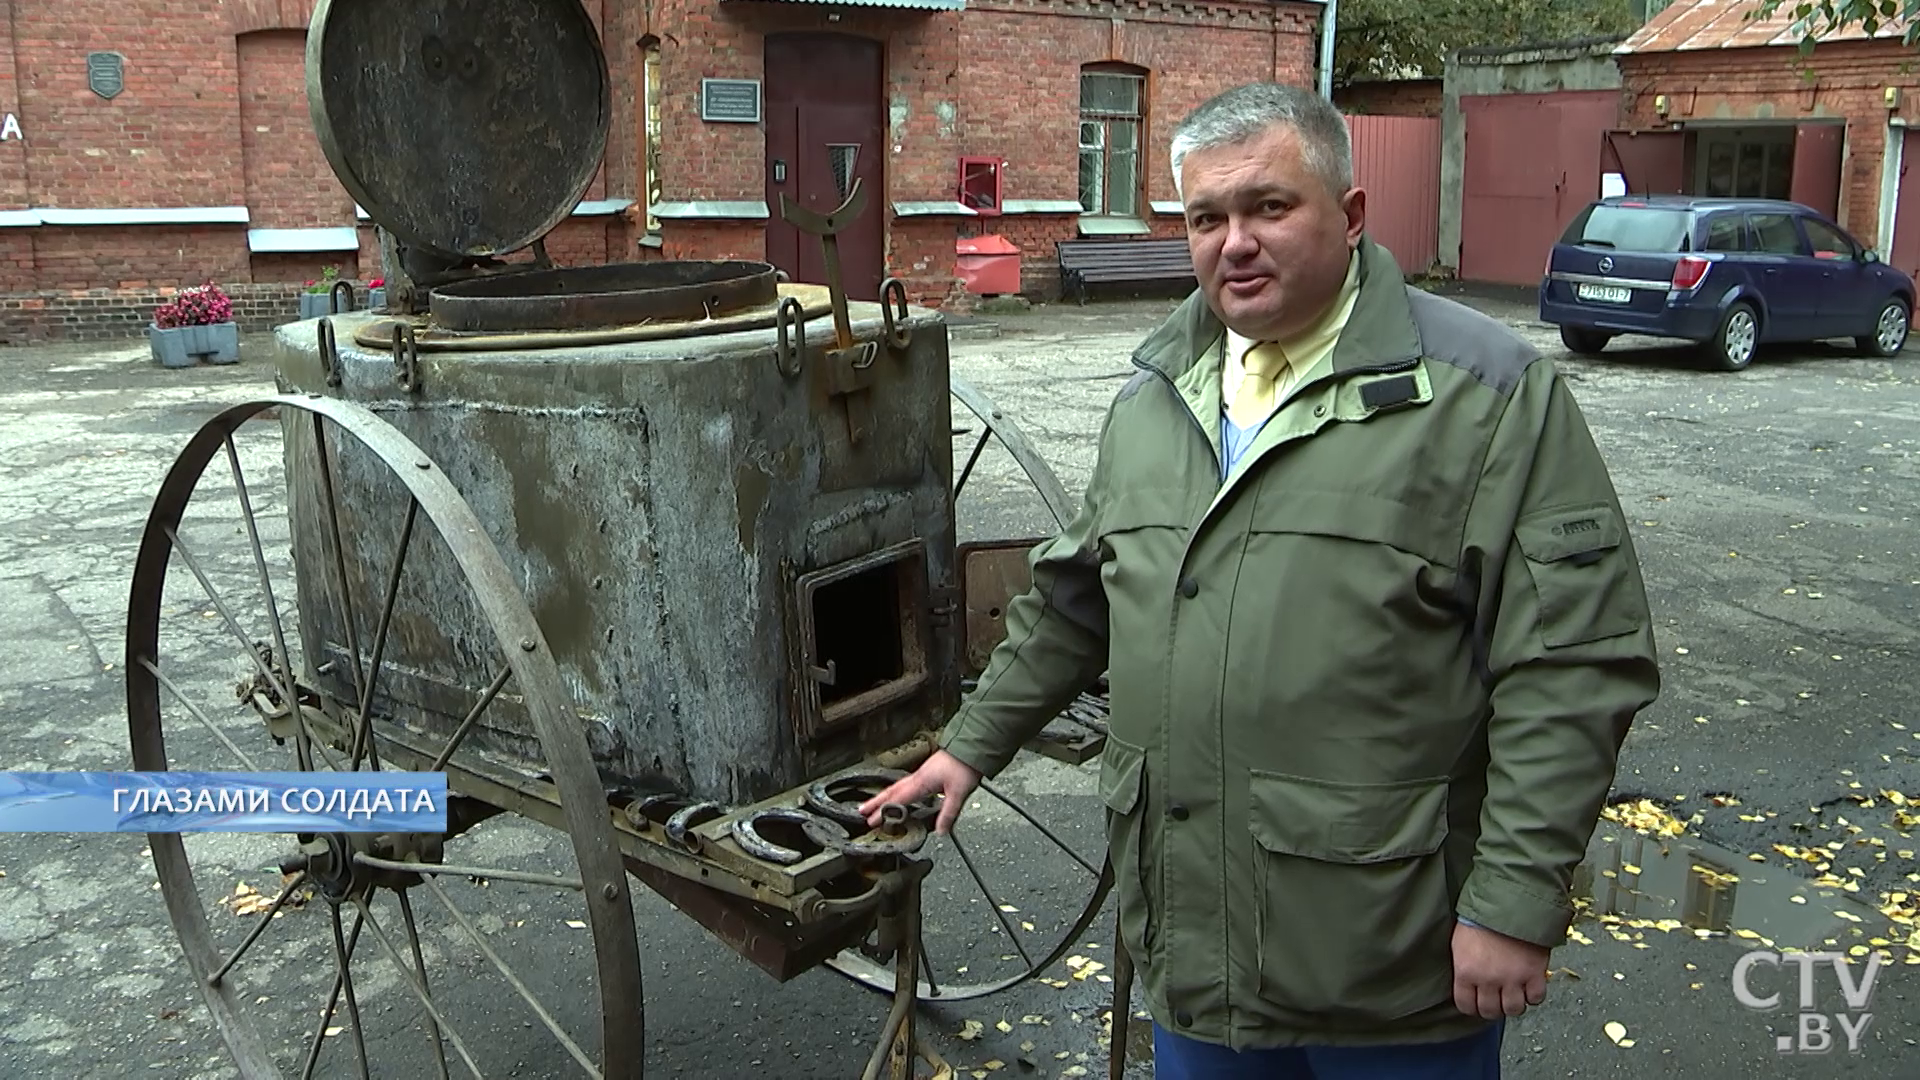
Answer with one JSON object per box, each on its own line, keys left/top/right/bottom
{"left": 1577, "top": 283, "right": 1633, "bottom": 304}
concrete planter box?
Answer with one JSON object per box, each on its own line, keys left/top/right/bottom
{"left": 298, "top": 292, "right": 348, "bottom": 319}
{"left": 367, "top": 287, "right": 386, "bottom": 311}
{"left": 150, "top": 321, "right": 240, "bottom": 368}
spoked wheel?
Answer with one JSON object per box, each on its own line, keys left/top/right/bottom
{"left": 127, "top": 395, "right": 644, "bottom": 1078}
{"left": 824, "top": 378, "right": 1114, "bottom": 1003}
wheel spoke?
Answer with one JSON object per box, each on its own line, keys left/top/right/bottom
{"left": 224, "top": 435, "right": 307, "bottom": 769}
{"left": 946, "top": 826, "right": 1033, "bottom": 967}
{"left": 422, "top": 875, "right": 603, "bottom": 1077}
{"left": 429, "top": 665, "right": 513, "bottom": 772}
{"left": 354, "top": 897, "right": 488, "bottom": 1079}
{"left": 138, "top": 657, "right": 259, "bottom": 771}
{"left": 918, "top": 930, "right": 941, "bottom": 998}
{"left": 312, "top": 413, "right": 370, "bottom": 709}
{"left": 303, "top": 909, "right": 365, "bottom": 1080}
{"left": 953, "top": 427, "right": 991, "bottom": 503}
{"left": 397, "top": 889, "right": 452, "bottom": 1080}
{"left": 352, "top": 852, "right": 584, "bottom": 892}
{"left": 328, "top": 904, "right": 374, "bottom": 1080}
{"left": 349, "top": 496, "right": 418, "bottom": 770}
{"left": 979, "top": 779, "right": 1099, "bottom": 877}
{"left": 161, "top": 525, "right": 297, "bottom": 711}
{"left": 207, "top": 871, "right": 308, "bottom": 986}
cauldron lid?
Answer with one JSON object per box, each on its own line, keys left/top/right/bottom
{"left": 305, "top": 0, "right": 611, "bottom": 260}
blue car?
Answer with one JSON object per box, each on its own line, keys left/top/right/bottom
{"left": 1538, "top": 196, "right": 1914, "bottom": 371}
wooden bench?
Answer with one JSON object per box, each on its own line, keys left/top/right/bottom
{"left": 1055, "top": 236, "right": 1195, "bottom": 305}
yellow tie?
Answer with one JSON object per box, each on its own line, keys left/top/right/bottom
{"left": 1228, "top": 342, "right": 1290, "bottom": 429}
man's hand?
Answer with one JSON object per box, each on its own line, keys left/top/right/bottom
{"left": 859, "top": 750, "right": 981, "bottom": 835}
{"left": 1452, "top": 921, "right": 1550, "bottom": 1020}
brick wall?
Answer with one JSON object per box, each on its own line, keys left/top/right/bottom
{"left": 651, "top": 0, "right": 1318, "bottom": 305}
{"left": 0, "top": 0, "right": 1312, "bottom": 341}
{"left": 1618, "top": 39, "right": 1920, "bottom": 247}
{"left": 1335, "top": 78, "right": 1444, "bottom": 118}
{"left": 0, "top": 282, "right": 313, "bottom": 345}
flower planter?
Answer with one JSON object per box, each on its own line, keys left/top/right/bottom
{"left": 367, "top": 287, "right": 387, "bottom": 311}
{"left": 150, "top": 321, "right": 240, "bottom": 368}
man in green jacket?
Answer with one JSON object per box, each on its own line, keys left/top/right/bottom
{"left": 864, "top": 83, "right": 1661, "bottom": 1077}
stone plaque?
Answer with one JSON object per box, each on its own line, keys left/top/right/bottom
{"left": 87, "top": 52, "right": 124, "bottom": 100}
{"left": 700, "top": 78, "right": 760, "bottom": 124}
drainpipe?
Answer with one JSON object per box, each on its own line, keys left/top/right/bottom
{"left": 1315, "top": 0, "right": 1338, "bottom": 99}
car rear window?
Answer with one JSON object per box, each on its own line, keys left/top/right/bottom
{"left": 1560, "top": 205, "right": 1693, "bottom": 252}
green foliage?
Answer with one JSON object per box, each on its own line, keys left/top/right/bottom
{"left": 1334, "top": 0, "right": 1642, "bottom": 85}
{"left": 1746, "top": 0, "right": 1920, "bottom": 51}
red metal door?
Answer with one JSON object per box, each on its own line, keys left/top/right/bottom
{"left": 1890, "top": 129, "right": 1920, "bottom": 280}
{"left": 765, "top": 33, "right": 885, "bottom": 301}
{"left": 1349, "top": 114, "right": 1440, "bottom": 275}
{"left": 1601, "top": 130, "right": 1689, "bottom": 195}
{"left": 1461, "top": 91, "right": 1620, "bottom": 286}
{"left": 1790, "top": 123, "right": 1845, "bottom": 219}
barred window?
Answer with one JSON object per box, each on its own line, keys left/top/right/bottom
{"left": 1078, "top": 65, "right": 1146, "bottom": 217}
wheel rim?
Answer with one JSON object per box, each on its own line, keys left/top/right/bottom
{"left": 823, "top": 379, "right": 1113, "bottom": 1002}
{"left": 127, "top": 395, "right": 644, "bottom": 1079}
{"left": 1726, "top": 311, "right": 1756, "bottom": 365}
{"left": 1879, "top": 305, "right": 1907, "bottom": 353}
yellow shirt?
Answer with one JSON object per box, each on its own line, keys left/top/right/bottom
{"left": 1221, "top": 250, "right": 1362, "bottom": 428}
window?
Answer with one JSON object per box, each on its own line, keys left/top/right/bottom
{"left": 642, "top": 39, "right": 663, "bottom": 234}
{"left": 1803, "top": 218, "right": 1855, "bottom": 261}
{"left": 1696, "top": 129, "right": 1794, "bottom": 200}
{"left": 1078, "top": 65, "right": 1145, "bottom": 217}
{"left": 1749, "top": 213, "right": 1806, "bottom": 256}
{"left": 1702, "top": 214, "right": 1747, "bottom": 253}
{"left": 1559, "top": 205, "right": 1693, "bottom": 252}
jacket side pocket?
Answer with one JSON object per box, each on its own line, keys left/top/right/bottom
{"left": 1248, "top": 771, "right": 1454, "bottom": 1022}
{"left": 1514, "top": 502, "right": 1643, "bottom": 648}
{"left": 1100, "top": 735, "right": 1156, "bottom": 961}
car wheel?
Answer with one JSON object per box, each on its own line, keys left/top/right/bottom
{"left": 1856, "top": 298, "right": 1909, "bottom": 357}
{"left": 1708, "top": 303, "right": 1759, "bottom": 371}
{"left": 1559, "top": 326, "right": 1612, "bottom": 356}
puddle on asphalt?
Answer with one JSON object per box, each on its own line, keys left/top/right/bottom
{"left": 1573, "top": 825, "right": 1917, "bottom": 958}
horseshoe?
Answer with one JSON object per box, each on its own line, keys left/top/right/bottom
{"left": 730, "top": 807, "right": 827, "bottom": 866}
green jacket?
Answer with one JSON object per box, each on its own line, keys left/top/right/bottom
{"left": 938, "top": 237, "right": 1661, "bottom": 1049}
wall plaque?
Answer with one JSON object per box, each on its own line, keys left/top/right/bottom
{"left": 700, "top": 78, "right": 761, "bottom": 124}
{"left": 87, "top": 52, "right": 124, "bottom": 100}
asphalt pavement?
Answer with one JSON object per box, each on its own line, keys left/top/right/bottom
{"left": 1, "top": 286, "right": 1917, "bottom": 1079}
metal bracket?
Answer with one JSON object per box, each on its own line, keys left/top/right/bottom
{"left": 328, "top": 279, "right": 355, "bottom": 315}
{"left": 391, "top": 322, "right": 421, "bottom": 395}
{"left": 317, "top": 317, "right": 343, "bottom": 388}
{"left": 780, "top": 180, "right": 880, "bottom": 444}
{"left": 825, "top": 340, "right": 880, "bottom": 444}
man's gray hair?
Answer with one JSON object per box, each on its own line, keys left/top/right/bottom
{"left": 1169, "top": 83, "right": 1353, "bottom": 200}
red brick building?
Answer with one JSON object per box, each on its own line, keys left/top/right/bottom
{"left": 0, "top": 0, "right": 1323, "bottom": 342}
{"left": 1612, "top": 0, "right": 1920, "bottom": 275}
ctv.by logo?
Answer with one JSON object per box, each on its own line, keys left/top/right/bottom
{"left": 1733, "top": 951, "right": 1882, "bottom": 1054}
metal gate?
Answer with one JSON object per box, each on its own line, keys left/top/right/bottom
{"left": 1461, "top": 91, "right": 1620, "bottom": 286}
{"left": 1349, "top": 114, "right": 1440, "bottom": 275}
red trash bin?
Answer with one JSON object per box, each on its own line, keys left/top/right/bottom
{"left": 956, "top": 234, "right": 1022, "bottom": 296}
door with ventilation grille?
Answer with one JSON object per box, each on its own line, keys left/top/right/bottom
{"left": 765, "top": 33, "right": 885, "bottom": 301}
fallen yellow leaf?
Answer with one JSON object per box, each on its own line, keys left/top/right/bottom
{"left": 996, "top": 1020, "right": 1013, "bottom": 1033}
{"left": 957, "top": 1020, "right": 983, "bottom": 1041}
{"left": 1605, "top": 1021, "right": 1629, "bottom": 1045}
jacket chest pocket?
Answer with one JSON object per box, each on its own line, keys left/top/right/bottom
{"left": 1247, "top": 770, "right": 1456, "bottom": 1022}
{"left": 1100, "top": 735, "right": 1158, "bottom": 963}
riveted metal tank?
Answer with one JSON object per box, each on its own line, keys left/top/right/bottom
{"left": 275, "top": 0, "right": 963, "bottom": 807}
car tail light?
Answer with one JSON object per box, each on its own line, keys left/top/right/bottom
{"left": 1672, "top": 255, "right": 1710, "bottom": 290}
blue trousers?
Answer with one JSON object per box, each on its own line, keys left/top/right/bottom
{"left": 1151, "top": 1020, "right": 1503, "bottom": 1079}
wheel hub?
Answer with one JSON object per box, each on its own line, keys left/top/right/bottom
{"left": 282, "top": 832, "right": 444, "bottom": 903}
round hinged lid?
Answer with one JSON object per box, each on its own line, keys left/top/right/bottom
{"left": 306, "top": 0, "right": 611, "bottom": 260}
